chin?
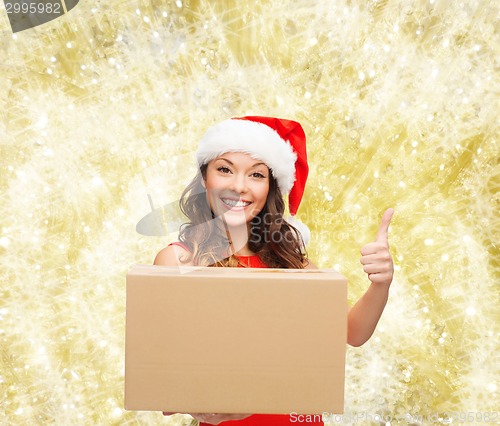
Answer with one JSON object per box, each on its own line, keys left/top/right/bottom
{"left": 221, "top": 212, "right": 251, "bottom": 227}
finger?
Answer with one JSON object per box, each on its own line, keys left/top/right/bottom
{"left": 368, "top": 272, "right": 393, "bottom": 285}
{"left": 363, "top": 263, "right": 391, "bottom": 274}
{"left": 360, "top": 252, "right": 386, "bottom": 265}
{"left": 190, "top": 413, "right": 217, "bottom": 422}
{"left": 360, "top": 242, "right": 387, "bottom": 256}
{"left": 375, "top": 208, "right": 394, "bottom": 243}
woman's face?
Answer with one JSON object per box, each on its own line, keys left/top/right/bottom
{"left": 203, "top": 152, "right": 270, "bottom": 227}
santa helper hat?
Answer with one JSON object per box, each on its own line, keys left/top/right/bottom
{"left": 196, "top": 116, "right": 310, "bottom": 244}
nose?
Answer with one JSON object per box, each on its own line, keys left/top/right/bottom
{"left": 230, "top": 173, "right": 248, "bottom": 194}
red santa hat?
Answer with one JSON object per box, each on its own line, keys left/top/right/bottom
{"left": 196, "top": 116, "right": 310, "bottom": 244}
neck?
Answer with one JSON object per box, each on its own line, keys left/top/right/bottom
{"left": 225, "top": 222, "right": 254, "bottom": 256}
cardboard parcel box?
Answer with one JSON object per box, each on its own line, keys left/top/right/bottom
{"left": 125, "top": 265, "right": 347, "bottom": 414}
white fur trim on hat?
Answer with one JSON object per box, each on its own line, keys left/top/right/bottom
{"left": 196, "top": 119, "right": 297, "bottom": 195}
{"left": 285, "top": 215, "right": 310, "bottom": 246}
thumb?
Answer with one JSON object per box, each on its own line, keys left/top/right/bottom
{"left": 375, "top": 208, "right": 394, "bottom": 243}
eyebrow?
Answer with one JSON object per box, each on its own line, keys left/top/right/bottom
{"left": 217, "top": 157, "right": 267, "bottom": 168}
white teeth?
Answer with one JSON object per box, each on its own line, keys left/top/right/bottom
{"left": 221, "top": 198, "right": 251, "bottom": 207}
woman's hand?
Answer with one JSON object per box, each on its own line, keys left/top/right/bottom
{"left": 162, "top": 412, "right": 252, "bottom": 425}
{"left": 360, "top": 208, "right": 394, "bottom": 286}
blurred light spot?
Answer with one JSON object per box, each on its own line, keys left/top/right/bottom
{"left": 37, "top": 114, "right": 48, "bottom": 129}
{"left": 0, "top": 237, "right": 10, "bottom": 248}
{"left": 466, "top": 306, "right": 476, "bottom": 316}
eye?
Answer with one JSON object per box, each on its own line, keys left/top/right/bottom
{"left": 252, "top": 172, "right": 266, "bottom": 178}
{"left": 217, "top": 166, "right": 231, "bottom": 174}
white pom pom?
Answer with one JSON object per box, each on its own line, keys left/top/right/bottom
{"left": 285, "top": 215, "right": 310, "bottom": 246}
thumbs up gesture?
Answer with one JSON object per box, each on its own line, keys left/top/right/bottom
{"left": 360, "top": 208, "right": 394, "bottom": 286}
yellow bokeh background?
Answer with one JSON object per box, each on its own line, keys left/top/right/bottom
{"left": 0, "top": 0, "right": 498, "bottom": 425}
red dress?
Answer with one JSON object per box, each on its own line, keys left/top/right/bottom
{"left": 168, "top": 243, "right": 324, "bottom": 426}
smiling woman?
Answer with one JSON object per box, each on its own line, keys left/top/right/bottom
{"left": 154, "top": 116, "right": 396, "bottom": 426}
{"left": 202, "top": 153, "right": 270, "bottom": 228}
{"left": 154, "top": 116, "right": 310, "bottom": 269}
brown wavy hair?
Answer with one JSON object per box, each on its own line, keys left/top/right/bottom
{"left": 177, "top": 163, "right": 307, "bottom": 268}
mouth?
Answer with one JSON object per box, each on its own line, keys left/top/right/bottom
{"left": 220, "top": 197, "right": 253, "bottom": 210}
